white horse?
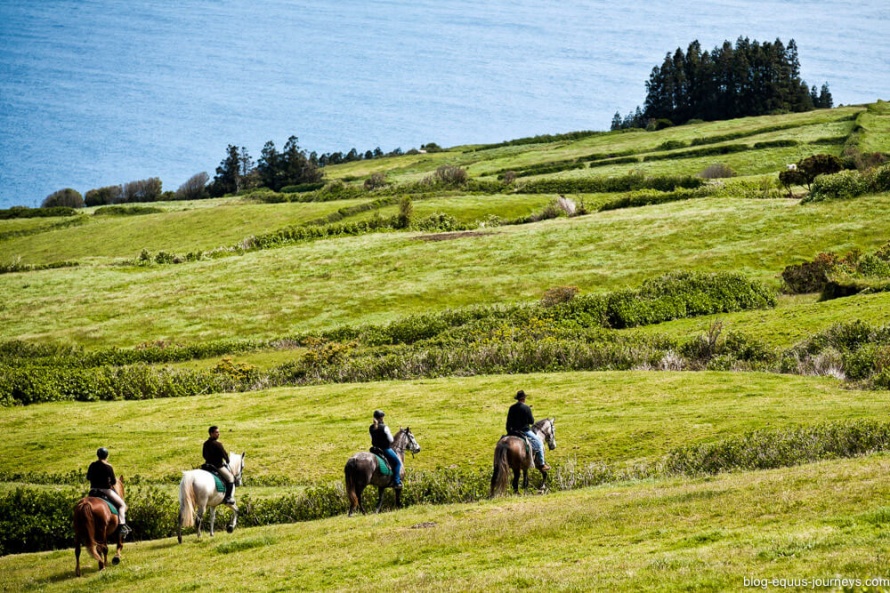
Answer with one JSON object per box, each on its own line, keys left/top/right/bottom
{"left": 177, "top": 452, "right": 245, "bottom": 543}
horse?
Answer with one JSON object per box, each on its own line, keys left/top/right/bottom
{"left": 177, "top": 452, "right": 245, "bottom": 543}
{"left": 73, "top": 477, "right": 126, "bottom": 576}
{"left": 490, "top": 418, "right": 557, "bottom": 496}
{"left": 344, "top": 427, "right": 421, "bottom": 516}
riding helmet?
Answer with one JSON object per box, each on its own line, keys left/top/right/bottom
{"left": 96, "top": 447, "right": 109, "bottom": 459}
{"left": 373, "top": 410, "right": 385, "bottom": 419}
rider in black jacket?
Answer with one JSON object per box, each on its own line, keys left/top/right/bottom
{"left": 506, "top": 390, "right": 549, "bottom": 470}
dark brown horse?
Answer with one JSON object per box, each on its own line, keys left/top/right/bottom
{"left": 344, "top": 427, "right": 421, "bottom": 516}
{"left": 490, "top": 418, "right": 556, "bottom": 496}
{"left": 73, "top": 478, "right": 126, "bottom": 576}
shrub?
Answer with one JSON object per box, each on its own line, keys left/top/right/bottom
{"left": 806, "top": 169, "right": 870, "bottom": 202}
{"left": 699, "top": 163, "right": 736, "bottom": 179}
{"left": 412, "top": 213, "right": 463, "bottom": 232}
{"left": 41, "top": 188, "right": 84, "bottom": 208}
{"left": 430, "top": 165, "right": 468, "bottom": 187}
{"left": 541, "top": 286, "right": 579, "bottom": 307}
{"left": 781, "top": 253, "right": 838, "bottom": 293}
{"left": 363, "top": 172, "right": 387, "bottom": 190}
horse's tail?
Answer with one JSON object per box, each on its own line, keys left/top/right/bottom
{"left": 179, "top": 472, "right": 197, "bottom": 530}
{"left": 74, "top": 499, "right": 103, "bottom": 566}
{"left": 490, "top": 440, "right": 511, "bottom": 497}
{"left": 344, "top": 459, "right": 360, "bottom": 511}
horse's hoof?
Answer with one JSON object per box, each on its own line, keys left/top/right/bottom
{"left": 226, "top": 525, "right": 234, "bottom": 533}
{"left": 111, "top": 557, "right": 121, "bottom": 566}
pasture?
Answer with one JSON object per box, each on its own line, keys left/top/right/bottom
{"left": 2, "top": 103, "right": 890, "bottom": 590}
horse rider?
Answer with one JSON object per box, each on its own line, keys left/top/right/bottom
{"left": 87, "top": 447, "right": 132, "bottom": 536}
{"left": 203, "top": 425, "right": 236, "bottom": 504}
{"left": 506, "top": 390, "right": 550, "bottom": 471}
{"left": 370, "top": 410, "right": 403, "bottom": 489}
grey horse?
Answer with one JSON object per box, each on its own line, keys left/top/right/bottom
{"left": 344, "top": 427, "right": 420, "bottom": 516}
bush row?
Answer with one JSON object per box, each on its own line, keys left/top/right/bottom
{"left": 780, "top": 243, "right": 890, "bottom": 296}
{"left": 516, "top": 172, "right": 705, "bottom": 194}
{"left": 5, "top": 418, "right": 887, "bottom": 554}
{"left": 598, "top": 187, "right": 710, "bottom": 211}
{"left": 0, "top": 206, "right": 78, "bottom": 219}
{"left": 0, "top": 338, "right": 267, "bottom": 368}
{"left": 664, "top": 419, "right": 890, "bottom": 475}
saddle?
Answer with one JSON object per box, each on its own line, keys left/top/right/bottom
{"left": 88, "top": 489, "right": 119, "bottom": 516}
{"left": 369, "top": 447, "right": 394, "bottom": 478}
{"left": 201, "top": 464, "right": 228, "bottom": 493}
{"left": 506, "top": 430, "right": 533, "bottom": 459}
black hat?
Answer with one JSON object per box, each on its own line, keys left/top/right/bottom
{"left": 97, "top": 447, "right": 109, "bottom": 459}
{"left": 515, "top": 390, "right": 526, "bottom": 400}
{"left": 373, "top": 410, "right": 385, "bottom": 419}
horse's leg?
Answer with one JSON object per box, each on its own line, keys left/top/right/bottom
{"left": 111, "top": 523, "right": 123, "bottom": 566}
{"left": 227, "top": 502, "right": 238, "bottom": 533}
{"left": 357, "top": 484, "right": 367, "bottom": 515}
{"left": 195, "top": 504, "right": 205, "bottom": 538}
{"left": 74, "top": 535, "right": 82, "bottom": 577}
{"left": 376, "top": 487, "right": 385, "bottom": 513}
{"left": 208, "top": 506, "right": 217, "bottom": 537}
{"left": 523, "top": 468, "right": 529, "bottom": 490}
{"left": 511, "top": 468, "right": 520, "bottom": 493}
{"left": 99, "top": 542, "right": 108, "bottom": 571}
{"left": 395, "top": 487, "right": 402, "bottom": 509}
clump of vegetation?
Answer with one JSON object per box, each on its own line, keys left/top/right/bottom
{"left": 804, "top": 163, "right": 890, "bottom": 202}
{"left": 779, "top": 153, "right": 843, "bottom": 194}
{"left": 699, "top": 163, "right": 736, "bottom": 179}
{"left": 781, "top": 243, "right": 890, "bottom": 297}
{"left": 41, "top": 188, "right": 83, "bottom": 209}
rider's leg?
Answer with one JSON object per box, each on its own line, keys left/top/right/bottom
{"left": 523, "top": 431, "right": 548, "bottom": 469}
{"left": 383, "top": 449, "right": 403, "bottom": 487}
{"left": 218, "top": 467, "right": 235, "bottom": 503}
{"left": 100, "top": 488, "right": 131, "bottom": 535}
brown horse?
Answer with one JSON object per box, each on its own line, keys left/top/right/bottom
{"left": 490, "top": 418, "right": 556, "bottom": 496}
{"left": 73, "top": 478, "right": 126, "bottom": 576}
{"left": 344, "top": 427, "right": 421, "bottom": 516}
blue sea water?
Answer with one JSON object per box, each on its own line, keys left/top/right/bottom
{"left": 0, "top": 0, "right": 888, "bottom": 209}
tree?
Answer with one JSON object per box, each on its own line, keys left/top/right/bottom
{"left": 41, "top": 188, "right": 84, "bottom": 208}
{"left": 175, "top": 172, "right": 209, "bottom": 201}
{"left": 209, "top": 145, "right": 244, "bottom": 197}
{"left": 817, "top": 83, "right": 834, "bottom": 108}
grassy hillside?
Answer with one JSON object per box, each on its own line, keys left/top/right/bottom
{"left": 2, "top": 371, "right": 885, "bottom": 482}
{"left": 2, "top": 104, "right": 890, "bottom": 588}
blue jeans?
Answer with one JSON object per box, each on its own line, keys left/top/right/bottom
{"left": 382, "top": 448, "right": 403, "bottom": 486}
{"left": 519, "top": 429, "right": 545, "bottom": 467}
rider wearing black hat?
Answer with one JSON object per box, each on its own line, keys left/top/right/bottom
{"left": 506, "top": 390, "right": 550, "bottom": 471}
{"left": 369, "top": 410, "right": 403, "bottom": 489}
{"left": 87, "top": 447, "right": 131, "bottom": 535}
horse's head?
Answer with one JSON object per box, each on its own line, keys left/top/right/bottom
{"left": 402, "top": 427, "right": 421, "bottom": 455}
{"left": 537, "top": 418, "right": 557, "bottom": 450}
{"left": 230, "top": 452, "right": 246, "bottom": 486}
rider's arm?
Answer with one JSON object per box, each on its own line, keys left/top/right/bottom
{"left": 383, "top": 425, "right": 394, "bottom": 444}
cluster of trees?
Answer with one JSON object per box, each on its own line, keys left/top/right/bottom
{"left": 208, "top": 136, "right": 323, "bottom": 195}
{"left": 83, "top": 177, "right": 164, "bottom": 206}
{"left": 613, "top": 37, "right": 833, "bottom": 130}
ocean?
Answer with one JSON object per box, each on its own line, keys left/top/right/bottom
{"left": 0, "top": 0, "right": 888, "bottom": 209}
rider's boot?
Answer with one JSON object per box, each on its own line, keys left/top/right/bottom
{"left": 223, "top": 482, "right": 235, "bottom": 505}
{"left": 118, "top": 523, "right": 132, "bottom": 537}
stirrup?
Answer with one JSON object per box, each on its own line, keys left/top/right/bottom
{"left": 119, "top": 524, "right": 132, "bottom": 537}
{"left": 537, "top": 464, "right": 551, "bottom": 471}
{"left": 223, "top": 498, "right": 236, "bottom": 505}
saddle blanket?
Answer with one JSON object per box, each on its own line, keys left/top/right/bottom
{"left": 373, "top": 454, "right": 393, "bottom": 477}
{"left": 88, "top": 491, "right": 119, "bottom": 516}
{"left": 210, "top": 473, "right": 226, "bottom": 493}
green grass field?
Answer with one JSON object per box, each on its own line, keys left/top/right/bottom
{"left": 2, "top": 456, "right": 890, "bottom": 591}
{"left": 2, "top": 104, "right": 890, "bottom": 590}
